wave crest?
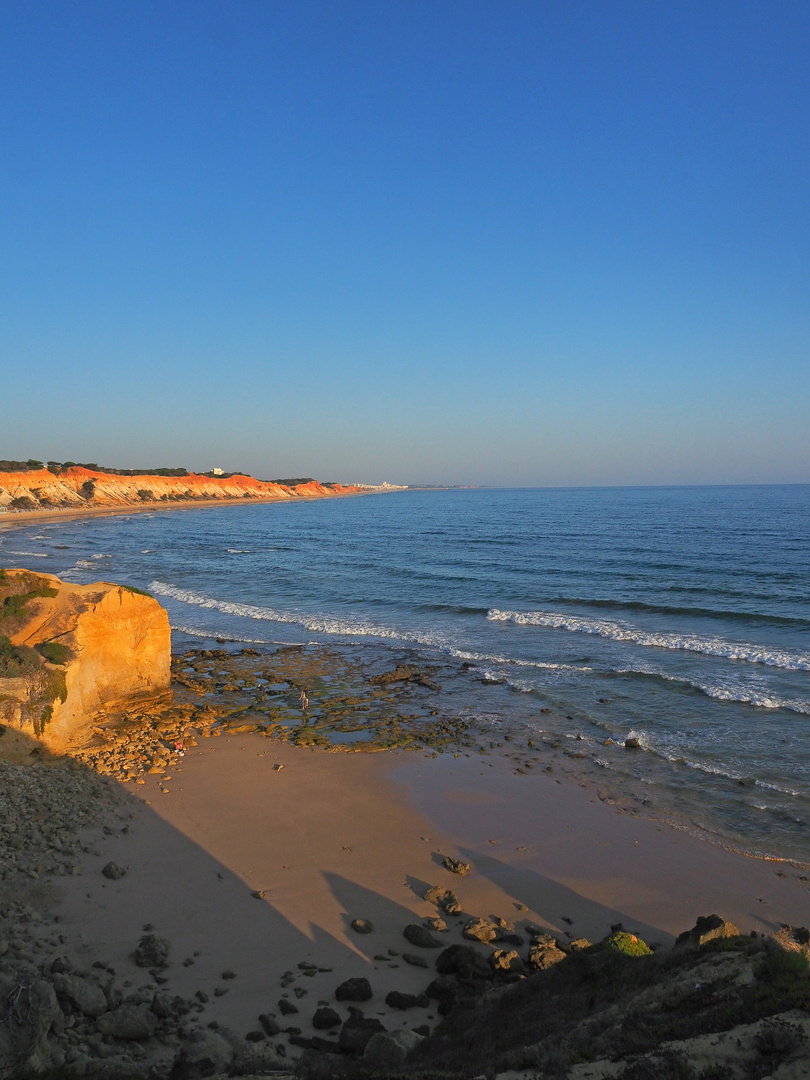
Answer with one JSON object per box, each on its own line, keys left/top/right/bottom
{"left": 487, "top": 609, "right": 810, "bottom": 671}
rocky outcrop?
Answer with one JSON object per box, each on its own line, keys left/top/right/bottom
{"left": 0, "top": 465, "right": 361, "bottom": 511}
{"left": 0, "top": 570, "right": 170, "bottom": 749}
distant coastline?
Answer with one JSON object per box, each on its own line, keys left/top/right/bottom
{"left": 0, "top": 463, "right": 388, "bottom": 529}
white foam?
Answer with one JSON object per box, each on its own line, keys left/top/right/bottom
{"left": 151, "top": 580, "right": 437, "bottom": 645}
{"left": 6, "top": 550, "right": 49, "bottom": 558}
{"left": 227, "top": 549, "right": 251, "bottom": 554}
{"left": 616, "top": 667, "right": 810, "bottom": 716}
{"left": 487, "top": 609, "right": 810, "bottom": 672}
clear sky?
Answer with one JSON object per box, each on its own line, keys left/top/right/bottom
{"left": 2, "top": 1, "right": 808, "bottom": 486}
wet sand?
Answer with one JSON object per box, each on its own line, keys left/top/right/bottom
{"left": 50, "top": 735, "right": 810, "bottom": 1048}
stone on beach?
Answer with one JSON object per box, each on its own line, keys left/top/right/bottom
{"left": 675, "top": 914, "right": 740, "bottom": 949}
{"left": 403, "top": 923, "right": 442, "bottom": 948}
{"left": 442, "top": 855, "right": 471, "bottom": 875}
{"left": 463, "top": 916, "right": 500, "bottom": 944}
{"left": 133, "top": 933, "right": 169, "bottom": 969}
{"left": 335, "top": 977, "right": 373, "bottom": 1002}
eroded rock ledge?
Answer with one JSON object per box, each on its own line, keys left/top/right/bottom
{"left": 0, "top": 569, "right": 170, "bottom": 750}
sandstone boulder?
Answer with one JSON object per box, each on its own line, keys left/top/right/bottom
{"left": 463, "top": 917, "right": 499, "bottom": 944}
{"left": 0, "top": 570, "right": 170, "bottom": 750}
{"left": 675, "top": 914, "right": 740, "bottom": 949}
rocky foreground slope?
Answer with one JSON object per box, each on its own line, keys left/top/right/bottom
{"left": 0, "top": 466, "right": 359, "bottom": 512}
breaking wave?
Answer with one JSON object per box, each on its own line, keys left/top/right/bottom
{"left": 487, "top": 609, "right": 810, "bottom": 671}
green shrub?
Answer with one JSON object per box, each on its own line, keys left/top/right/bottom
{"left": 38, "top": 641, "right": 71, "bottom": 665}
{"left": 137, "top": 489, "right": 153, "bottom": 501}
{"left": 600, "top": 932, "right": 654, "bottom": 957}
{"left": 122, "top": 584, "right": 153, "bottom": 598}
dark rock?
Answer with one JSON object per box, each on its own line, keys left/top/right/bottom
{"left": 624, "top": 736, "right": 641, "bottom": 749}
{"left": 350, "top": 918, "right": 374, "bottom": 934}
{"left": 364, "top": 1029, "right": 424, "bottom": 1067}
{"left": 442, "top": 856, "right": 471, "bottom": 876}
{"left": 133, "top": 933, "right": 169, "bottom": 969}
{"left": 385, "top": 990, "right": 429, "bottom": 1010}
{"left": 335, "top": 977, "right": 373, "bottom": 1002}
{"left": 97, "top": 1004, "right": 158, "bottom": 1040}
{"left": 435, "top": 944, "right": 493, "bottom": 981}
{"left": 0, "top": 976, "right": 61, "bottom": 1077}
{"left": 277, "top": 998, "right": 298, "bottom": 1015}
{"left": 501, "top": 932, "right": 524, "bottom": 947}
{"left": 413, "top": 1024, "right": 431, "bottom": 1037}
{"left": 52, "top": 972, "right": 107, "bottom": 1018}
{"left": 313, "top": 1006, "right": 341, "bottom": 1029}
{"left": 339, "top": 1015, "right": 386, "bottom": 1054}
{"left": 289, "top": 1033, "right": 342, "bottom": 1053}
{"left": 101, "top": 861, "right": 127, "bottom": 880}
{"left": 403, "top": 923, "right": 442, "bottom": 949}
{"left": 675, "top": 914, "right": 740, "bottom": 948}
{"left": 245, "top": 1030, "right": 265, "bottom": 1042}
{"left": 151, "top": 992, "right": 189, "bottom": 1019}
{"left": 258, "top": 1014, "right": 280, "bottom": 1036}
{"left": 403, "top": 953, "right": 429, "bottom": 968}
{"left": 84, "top": 1059, "right": 148, "bottom": 1080}
{"left": 173, "top": 1027, "right": 233, "bottom": 1079}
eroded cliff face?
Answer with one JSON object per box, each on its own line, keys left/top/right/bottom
{"left": 0, "top": 569, "right": 170, "bottom": 750}
{"left": 0, "top": 466, "right": 359, "bottom": 511}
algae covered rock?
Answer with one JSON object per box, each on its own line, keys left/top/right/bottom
{"left": 601, "top": 930, "right": 653, "bottom": 956}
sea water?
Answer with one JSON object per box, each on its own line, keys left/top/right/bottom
{"left": 3, "top": 486, "right": 808, "bottom": 863}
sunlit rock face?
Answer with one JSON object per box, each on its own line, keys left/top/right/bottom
{"left": 0, "top": 569, "right": 170, "bottom": 750}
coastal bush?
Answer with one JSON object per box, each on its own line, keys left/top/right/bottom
{"left": 122, "top": 584, "right": 154, "bottom": 598}
{"left": 79, "top": 479, "right": 95, "bottom": 499}
{"left": 1, "top": 580, "right": 59, "bottom": 620}
{"left": 10, "top": 495, "right": 36, "bottom": 509}
{"left": 35, "top": 703, "right": 53, "bottom": 737}
{"left": 137, "top": 488, "right": 153, "bottom": 501}
{"left": 38, "top": 641, "right": 71, "bottom": 665}
{"left": 0, "top": 636, "right": 39, "bottom": 677}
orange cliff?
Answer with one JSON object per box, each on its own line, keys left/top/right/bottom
{"left": 0, "top": 569, "right": 170, "bottom": 751}
{"left": 0, "top": 466, "right": 361, "bottom": 513}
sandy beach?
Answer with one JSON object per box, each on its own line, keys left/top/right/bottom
{"left": 0, "top": 490, "right": 365, "bottom": 532}
{"left": 41, "top": 734, "right": 810, "bottom": 1053}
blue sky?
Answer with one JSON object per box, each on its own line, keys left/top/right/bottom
{"left": 2, "top": 1, "right": 808, "bottom": 485}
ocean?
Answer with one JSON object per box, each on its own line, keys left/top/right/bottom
{"left": 3, "top": 485, "right": 809, "bottom": 864}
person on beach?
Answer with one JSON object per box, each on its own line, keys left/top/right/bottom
{"left": 299, "top": 689, "right": 309, "bottom": 710}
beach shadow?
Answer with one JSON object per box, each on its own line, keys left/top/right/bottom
{"left": 0, "top": 745, "right": 373, "bottom": 1043}
{"left": 454, "top": 846, "right": 672, "bottom": 946}
{"left": 404, "top": 874, "right": 434, "bottom": 901}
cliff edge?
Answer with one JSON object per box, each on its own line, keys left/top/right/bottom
{"left": 0, "top": 465, "right": 359, "bottom": 512}
{"left": 0, "top": 569, "right": 170, "bottom": 750}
